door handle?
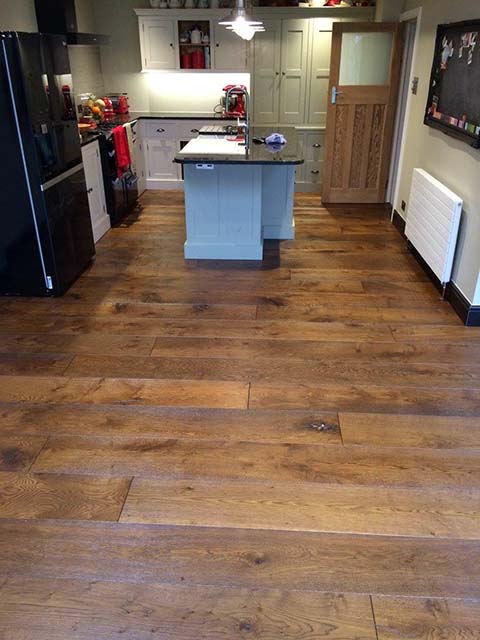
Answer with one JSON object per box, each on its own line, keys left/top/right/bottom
{"left": 331, "top": 86, "right": 344, "bottom": 104}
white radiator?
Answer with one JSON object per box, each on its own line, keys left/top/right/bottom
{"left": 405, "top": 169, "right": 462, "bottom": 285}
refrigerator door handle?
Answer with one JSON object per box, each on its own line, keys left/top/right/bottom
{"left": 1, "top": 37, "right": 50, "bottom": 290}
{"left": 41, "top": 162, "right": 84, "bottom": 191}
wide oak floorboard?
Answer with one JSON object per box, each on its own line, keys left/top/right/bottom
{"left": 0, "top": 520, "right": 478, "bottom": 598}
{"left": 0, "top": 578, "right": 377, "bottom": 640}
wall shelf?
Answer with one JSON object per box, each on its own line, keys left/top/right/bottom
{"left": 134, "top": 7, "right": 376, "bottom": 19}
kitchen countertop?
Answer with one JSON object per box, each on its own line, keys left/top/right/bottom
{"left": 175, "top": 127, "right": 304, "bottom": 165}
{"left": 129, "top": 111, "right": 236, "bottom": 121}
{"left": 79, "top": 111, "right": 237, "bottom": 146}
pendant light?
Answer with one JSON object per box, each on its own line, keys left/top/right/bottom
{"left": 219, "top": 0, "right": 265, "bottom": 41}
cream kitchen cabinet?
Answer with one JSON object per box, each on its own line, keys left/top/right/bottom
{"left": 137, "top": 13, "right": 246, "bottom": 72}
{"left": 81, "top": 140, "right": 110, "bottom": 243}
{"left": 295, "top": 129, "right": 325, "bottom": 192}
{"left": 213, "top": 23, "right": 248, "bottom": 71}
{"left": 145, "top": 139, "right": 180, "bottom": 186}
{"left": 252, "top": 19, "right": 309, "bottom": 125}
{"left": 139, "top": 17, "right": 178, "bottom": 71}
{"left": 306, "top": 18, "right": 333, "bottom": 127}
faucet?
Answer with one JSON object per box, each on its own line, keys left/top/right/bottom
{"left": 225, "top": 85, "right": 250, "bottom": 152}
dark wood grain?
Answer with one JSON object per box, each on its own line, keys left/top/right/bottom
{"left": 372, "top": 595, "right": 480, "bottom": 640}
{"left": 249, "top": 381, "right": 480, "bottom": 415}
{"left": 0, "top": 472, "right": 131, "bottom": 521}
{"left": 0, "top": 520, "right": 478, "bottom": 598}
{"left": 0, "top": 578, "right": 377, "bottom": 640}
{"left": 31, "top": 437, "right": 480, "bottom": 489}
{"left": 121, "top": 477, "right": 480, "bottom": 539}
{"left": 0, "top": 437, "right": 47, "bottom": 472}
{"left": 340, "top": 413, "right": 480, "bottom": 449}
{"left": 0, "top": 404, "right": 340, "bottom": 443}
{"left": 0, "top": 375, "right": 248, "bottom": 408}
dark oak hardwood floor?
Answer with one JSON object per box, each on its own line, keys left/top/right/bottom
{"left": 0, "top": 190, "right": 479, "bottom": 639}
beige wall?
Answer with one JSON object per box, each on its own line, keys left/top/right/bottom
{"left": 376, "top": 0, "right": 405, "bottom": 21}
{"left": 0, "top": 0, "right": 37, "bottom": 31}
{"left": 396, "top": 0, "right": 480, "bottom": 304}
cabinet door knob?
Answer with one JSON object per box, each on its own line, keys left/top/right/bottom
{"left": 216, "top": 43, "right": 219, "bottom": 47}
{"left": 313, "top": 143, "right": 322, "bottom": 148}
{"left": 87, "top": 187, "right": 93, "bottom": 193}
{"left": 190, "top": 128, "right": 199, "bottom": 133}
{"left": 282, "top": 71, "right": 286, "bottom": 76}
{"left": 169, "top": 43, "right": 174, "bottom": 48}
{"left": 275, "top": 71, "right": 279, "bottom": 76}
{"left": 311, "top": 170, "right": 319, "bottom": 175}
{"left": 156, "top": 128, "right": 166, "bottom": 133}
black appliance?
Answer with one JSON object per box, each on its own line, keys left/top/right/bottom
{"left": 34, "top": 0, "right": 109, "bottom": 46}
{"left": 94, "top": 122, "right": 138, "bottom": 226}
{"left": 0, "top": 32, "right": 95, "bottom": 296}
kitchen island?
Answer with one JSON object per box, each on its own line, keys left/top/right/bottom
{"left": 175, "top": 127, "right": 303, "bottom": 260}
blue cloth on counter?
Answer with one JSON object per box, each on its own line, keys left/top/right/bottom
{"left": 265, "top": 133, "right": 287, "bottom": 145}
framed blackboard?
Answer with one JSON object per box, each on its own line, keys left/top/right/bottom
{"left": 425, "top": 19, "right": 480, "bottom": 149}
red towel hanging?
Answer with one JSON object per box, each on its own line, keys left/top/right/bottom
{"left": 112, "top": 125, "right": 131, "bottom": 178}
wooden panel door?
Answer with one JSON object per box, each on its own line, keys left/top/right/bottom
{"left": 322, "top": 23, "right": 403, "bottom": 204}
{"left": 140, "top": 18, "right": 177, "bottom": 71}
{"left": 279, "top": 19, "right": 309, "bottom": 125}
{"left": 252, "top": 20, "right": 282, "bottom": 124}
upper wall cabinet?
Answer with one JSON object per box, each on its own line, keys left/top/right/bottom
{"left": 136, "top": 12, "right": 247, "bottom": 72}
{"left": 252, "top": 18, "right": 309, "bottom": 125}
{"left": 139, "top": 18, "right": 178, "bottom": 70}
{"left": 213, "top": 23, "right": 248, "bottom": 72}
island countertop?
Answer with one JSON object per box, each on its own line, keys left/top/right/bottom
{"left": 175, "top": 127, "right": 304, "bottom": 165}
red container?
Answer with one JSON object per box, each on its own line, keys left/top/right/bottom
{"left": 191, "top": 50, "right": 204, "bottom": 69}
{"left": 181, "top": 52, "right": 192, "bottom": 69}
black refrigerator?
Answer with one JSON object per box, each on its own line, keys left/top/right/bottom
{"left": 0, "top": 31, "right": 95, "bottom": 296}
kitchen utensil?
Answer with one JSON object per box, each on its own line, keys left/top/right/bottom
{"left": 181, "top": 52, "right": 193, "bottom": 68}
{"left": 190, "top": 26, "right": 204, "bottom": 44}
{"left": 191, "top": 49, "right": 205, "bottom": 69}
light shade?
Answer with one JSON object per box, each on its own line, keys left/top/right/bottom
{"left": 219, "top": 0, "right": 264, "bottom": 40}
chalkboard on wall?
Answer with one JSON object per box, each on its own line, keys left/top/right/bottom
{"left": 425, "top": 19, "right": 480, "bottom": 149}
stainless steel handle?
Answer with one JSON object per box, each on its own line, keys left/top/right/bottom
{"left": 40, "top": 162, "right": 84, "bottom": 191}
{"left": 331, "top": 86, "right": 344, "bottom": 104}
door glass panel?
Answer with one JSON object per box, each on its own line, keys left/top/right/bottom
{"left": 339, "top": 32, "right": 393, "bottom": 85}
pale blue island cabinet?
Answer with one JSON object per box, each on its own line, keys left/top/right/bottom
{"left": 175, "top": 128, "right": 303, "bottom": 261}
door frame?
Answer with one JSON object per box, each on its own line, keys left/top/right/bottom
{"left": 388, "top": 7, "right": 423, "bottom": 213}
